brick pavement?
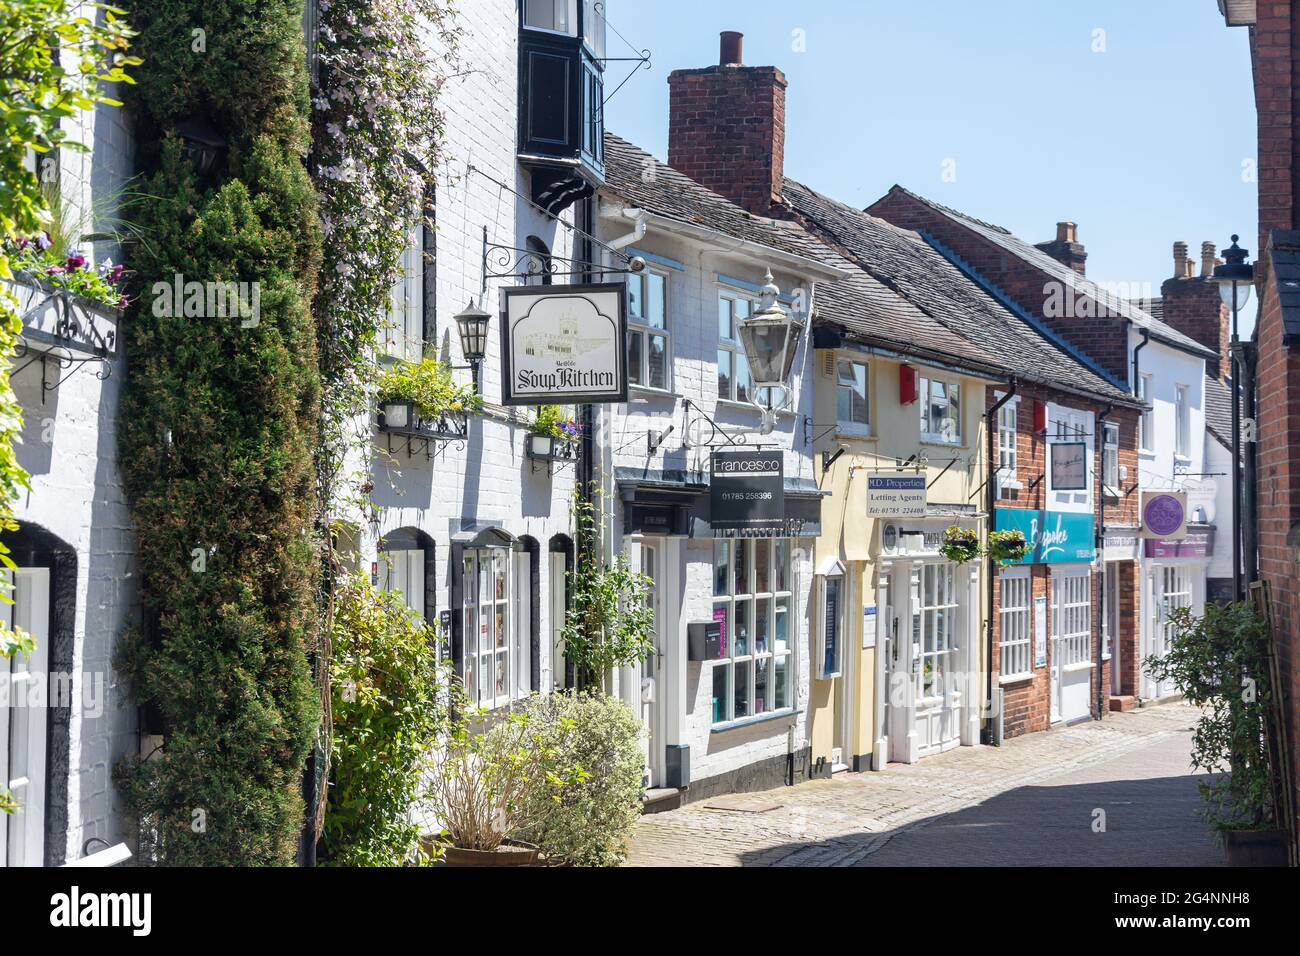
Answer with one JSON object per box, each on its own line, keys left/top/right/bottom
{"left": 627, "top": 701, "right": 1220, "bottom": 866}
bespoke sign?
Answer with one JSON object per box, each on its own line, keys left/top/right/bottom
{"left": 710, "top": 449, "right": 785, "bottom": 536}
{"left": 500, "top": 283, "right": 628, "bottom": 405}
{"left": 1049, "top": 441, "right": 1088, "bottom": 491}
{"left": 1145, "top": 526, "right": 1214, "bottom": 559}
{"left": 867, "top": 475, "right": 928, "bottom": 518}
{"left": 994, "top": 508, "right": 1096, "bottom": 564}
{"left": 1141, "top": 491, "right": 1188, "bottom": 540}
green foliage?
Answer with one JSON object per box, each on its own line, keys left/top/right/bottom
{"left": 939, "top": 525, "right": 980, "bottom": 564}
{"left": 561, "top": 489, "right": 656, "bottom": 686}
{"left": 516, "top": 691, "right": 644, "bottom": 866}
{"left": 530, "top": 404, "right": 580, "bottom": 441}
{"left": 427, "top": 693, "right": 586, "bottom": 853}
{"left": 987, "top": 529, "right": 1029, "bottom": 565}
{"left": 0, "top": 0, "right": 138, "bottom": 817}
{"left": 5, "top": 238, "right": 127, "bottom": 309}
{"left": 376, "top": 357, "right": 483, "bottom": 420}
{"left": 115, "top": 0, "right": 322, "bottom": 865}
{"left": 319, "top": 573, "right": 448, "bottom": 866}
{"left": 1144, "top": 602, "right": 1278, "bottom": 834}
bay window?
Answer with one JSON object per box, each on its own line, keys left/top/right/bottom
{"left": 920, "top": 376, "right": 962, "bottom": 444}
{"left": 628, "top": 269, "right": 668, "bottom": 390}
{"left": 711, "top": 538, "right": 794, "bottom": 725}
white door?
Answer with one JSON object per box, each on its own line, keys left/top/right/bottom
{"left": 1050, "top": 570, "right": 1092, "bottom": 723}
{"left": 548, "top": 552, "right": 567, "bottom": 692}
{"left": 513, "top": 551, "right": 532, "bottom": 699}
{"left": 638, "top": 542, "right": 664, "bottom": 787}
{"left": 1147, "top": 566, "right": 1191, "bottom": 700}
{"left": 914, "top": 562, "right": 960, "bottom": 756}
{"left": 1106, "top": 563, "right": 1121, "bottom": 696}
{"left": 1, "top": 568, "right": 51, "bottom": 867}
{"left": 885, "top": 568, "right": 910, "bottom": 763}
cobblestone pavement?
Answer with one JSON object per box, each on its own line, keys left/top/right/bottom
{"left": 627, "top": 701, "right": 1222, "bottom": 866}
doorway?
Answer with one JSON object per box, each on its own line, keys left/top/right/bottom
{"left": 1050, "top": 569, "right": 1092, "bottom": 723}
{"left": 638, "top": 540, "right": 665, "bottom": 788}
{"left": 1146, "top": 565, "right": 1191, "bottom": 700}
{"left": 1, "top": 568, "right": 51, "bottom": 867}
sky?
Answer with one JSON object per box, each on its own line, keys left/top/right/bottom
{"left": 600, "top": 0, "right": 1260, "bottom": 333}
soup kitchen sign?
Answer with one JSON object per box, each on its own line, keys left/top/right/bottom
{"left": 993, "top": 508, "right": 1095, "bottom": 565}
{"left": 500, "top": 283, "right": 628, "bottom": 405}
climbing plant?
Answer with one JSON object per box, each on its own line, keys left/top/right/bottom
{"left": 0, "top": 0, "right": 138, "bottom": 816}
{"left": 114, "top": 0, "right": 323, "bottom": 865}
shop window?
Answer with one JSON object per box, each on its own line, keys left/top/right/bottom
{"left": 835, "top": 358, "right": 869, "bottom": 431}
{"left": 628, "top": 269, "right": 668, "bottom": 390}
{"left": 998, "top": 570, "right": 1032, "bottom": 680}
{"left": 1051, "top": 571, "right": 1091, "bottom": 667}
{"left": 710, "top": 538, "right": 794, "bottom": 725}
{"left": 920, "top": 376, "right": 961, "bottom": 444}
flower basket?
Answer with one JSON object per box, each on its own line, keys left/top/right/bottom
{"left": 939, "top": 526, "right": 981, "bottom": 564}
{"left": 988, "top": 529, "right": 1030, "bottom": 565}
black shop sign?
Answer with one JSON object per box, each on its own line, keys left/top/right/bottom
{"left": 710, "top": 449, "right": 785, "bottom": 537}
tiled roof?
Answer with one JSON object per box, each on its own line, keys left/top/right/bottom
{"left": 884, "top": 185, "right": 1217, "bottom": 360}
{"left": 602, "top": 133, "right": 1004, "bottom": 370}
{"left": 1267, "top": 229, "right": 1300, "bottom": 343}
{"left": 1202, "top": 374, "right": 1235, "bottom": 448}
{"left": 781, "top": 179, "right": 1141, "bottom": 406}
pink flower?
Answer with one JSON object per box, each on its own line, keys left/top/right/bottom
{"left": 46, "top": 265, "right": 66, "bottom": 275}
{"left": 65, "top": 254, "right": 86, "bottom": 271}
{"left": 117, "top": 295, "right": 128, "bottom": 310}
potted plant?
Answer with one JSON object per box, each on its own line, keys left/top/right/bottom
{"left": 526, "top": 404, "right": 580, "bottom": 461}
{"left": 425, "top": 700, "right": 583, "bottom": 866}
{"left": 1144, "top": 602, "right": 1289, "bottom": 866}
{"left": 939, "top": 525, "right": 981, "bottom": 564}
{"left": 376, "top": 357, "right": 482, "bottom": 436}
{"left": 987, "top": 529, "right": 1030, "bottom": 565}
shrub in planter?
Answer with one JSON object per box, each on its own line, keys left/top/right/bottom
{"left": 939, "top": 526, "right": 980, "bottom": 564}
{"left": 1144, "top": 602, "right": 1280, "bottom": 843}
{"left": 319, "top": 573, "right": 449, "bottom": 867}
{"left": 376, "top": 357, "right": 482, "bottom": 426}
{"left": 516, "top": 690, "right": 644, "bottom": 867}
{"left": 987, "top": 529, "right": 1030, "bottom": 565}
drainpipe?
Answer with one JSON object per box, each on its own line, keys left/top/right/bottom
{"left": 984, "top": 380, "right": 1017, "bottom": 744}
{"left": 1131, "top": 328, "right": 1150, "bottom": 398}
{"left": 1095, "top": 403, "right": 1114, "bottom": 721}
{"left": 1242, "top": 342, "right": 1259, "bottom": 587}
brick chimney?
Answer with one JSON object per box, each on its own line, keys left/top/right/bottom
{"left": 667, "top": 32, "right": 787, "bottom": 217}
{"left": 1034, "top": 222, "right": 1088, "bottom": 275}
{"left": 1160, "top": 239, "right": 1230, "bottom": 380}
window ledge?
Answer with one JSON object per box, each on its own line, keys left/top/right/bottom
{"left": 919, "top": 436, "right": 965, "bottom": 449}
{"left": 710, "top": 707, "right": 798, "bottom": 734}
{"left": 834, "top": 424, "right": 874, "bottom": 441}
{"left": 999, "top": 477, "right": 1024, "bottom": 491}
{"left": 999, "top": 672, "right": 1034, "bottom": 686}
{"left": 1062, "top": 661, "right": 1096, "bottom": 674}
{"left": 628, "top": 385, "right": 681, "bottom": 401}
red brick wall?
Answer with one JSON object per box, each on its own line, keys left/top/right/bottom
{"left": 1251, "top": 3, "right": 1300, "bottom": 257}
{"left": 1160, "top": 275, "right": 1230, "bottom": 380}
{"left": 869, "top": 190, "right": 1134, "bottom": 383}
{"left": 667, "top": 64, "right": 786, "bottom": 217}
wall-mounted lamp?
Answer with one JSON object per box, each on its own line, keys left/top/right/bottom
{"left": 453, "top": 298, "right": 490, "bottom": 393}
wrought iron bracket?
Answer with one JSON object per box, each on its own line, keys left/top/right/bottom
{"left": 680, "top": 399, "right": 778, "bottom": 450}
{"left": 11, "top": 338, "right": 112, "bottom": 404}
{"left": 481, "top": 226, "right": 642, "bottom": 296}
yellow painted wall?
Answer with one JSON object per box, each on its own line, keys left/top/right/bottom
{"left": 809, "top": 347, "right": 992, "bottom": 766}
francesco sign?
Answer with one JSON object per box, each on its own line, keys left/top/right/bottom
{"left": 994, "top": 508, "right": 1095, "bottom": 565}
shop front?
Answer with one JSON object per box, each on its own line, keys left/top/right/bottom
{"left": 993, "top": 508, "right": 1097, "bottom": 729}
{"left": 1141, "top": 526, "right": 1211, "bottom": 701}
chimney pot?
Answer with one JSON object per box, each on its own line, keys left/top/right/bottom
{"left": 1201, "top": 241, "right": 1217, "bottom": 278}
{"left": 1056, "top": 221, "right": 1077, "bottom": 243}
{"left": 1173, "top": 241, "right": 1189, "bottom": 279}
{"left": 720, "top": 31, "right": 743, "bottom": 66}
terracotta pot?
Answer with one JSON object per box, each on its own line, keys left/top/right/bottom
{"left": 1222, "top": 828, "right": 1288, "bottom": 867}
{"left": 442, "top": 841, "right": 539, "bottom": 867}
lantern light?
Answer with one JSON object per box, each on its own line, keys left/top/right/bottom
{"left": 737, "top": 269, "right": 804, "bottom": 393}
{"left": 454, "top": 298, "right": 491, "bottom": 393}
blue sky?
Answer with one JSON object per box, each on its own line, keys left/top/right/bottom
{"left": 601, "top": 0, "right": 1260, "bottom": 332}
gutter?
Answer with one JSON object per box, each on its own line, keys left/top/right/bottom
{"left": 984, "top": 379, "right": 1018, "bottom": 744}
{"left": 605, "top": 206, "right": 647, "bottom": 251}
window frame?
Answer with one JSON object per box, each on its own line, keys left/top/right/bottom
{"left": 717, "top": 290, "right": 755, "bottom": 405}
{"left": 1174, "top": 383, "right": 1191, "bottom": 459}
{"left": 997, "top": 568, "right": 1033, "bottom": 683}
{"left": 1051, "top": 569, "right": 1092, "bottom": 669}
{"left": 382, "top": 218, "right": 425, "bottom": 363}
{"left": 627, "top": 268, "right": 670, "bottom": 391}
{"left": 835, "top": 357, "right": 870, "bottom": 433}
{"left": 1102, "top": 420, "right": 1121, "bottom": 496}
{"left": 462, "top": 547, "right": 517, "bottom": 711}
{"left": 920, "top": 375, "right": 963, "bottom": 445}
{"left": 522, "top": 0, "right": 578, "bottom": 36}
{"left": 996, "top": 393, "right": 1020, "bottom": 495}
{"left": 1138, "top": 373, "right": 1153, "bottom": 452}
{"left": 710, "top": 538, "right": 796, "bottom": 728}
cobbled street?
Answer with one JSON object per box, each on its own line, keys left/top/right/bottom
{"left": 628, "top": 701, "right": 1221, "bottom": 867}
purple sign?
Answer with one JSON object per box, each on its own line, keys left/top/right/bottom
{"left": 1145, "top": 527, "right": 1215, "bottom": 559}
{"left": 1143, "top": 493, "right": 1186, "bottom": 538}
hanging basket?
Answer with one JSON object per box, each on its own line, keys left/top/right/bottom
{"left": 939, "top": 525, "right": 981, "bottom": 564}
{"left": 988, "top": 529, "right": 1030, "bottom": 565}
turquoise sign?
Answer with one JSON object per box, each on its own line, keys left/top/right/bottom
{"left": 994, "top": 509, "right": 1096, "bottom": 564}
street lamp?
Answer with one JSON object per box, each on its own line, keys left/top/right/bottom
{"left": 1211, "top": 235, "right": 1255, "bottom": 601}
{"left": 453, "top": 298, "right": 490, "bottom": 393}
{"left": 738, "top": 270, "right": 804, "bottom": 430}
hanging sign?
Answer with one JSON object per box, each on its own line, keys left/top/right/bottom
{"left": 867, "top": 475, "right": 927, "bottom": 517}
{"left": 1145, "top": 526, "right": 1213, "bottom": 558}
{"left": 500, "top": 282, "right": 628, "bottom": 405}
{"left": 1141, "top": 491, "right": 1188, "bottom": 540}
{"left": 710, "top": 449, "right": 785, "bottom": 536}
{"left": 1049, "top": 441, "right": 1088, "bottom": 491}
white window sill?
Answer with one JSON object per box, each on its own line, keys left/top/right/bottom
{"left": 628, "top": 385, "right": 680, "bottom": 401}
{"left": 999, "top": 477, "right": 1024, "bottom": 491}
{"left": 710, "top": 707, "right": 798, "bottom": 734}
{"left": 834, "top": 423, "right": 873, "bottom": 440}
{"left": 1062, "top": 661, "right": 1096, "bottom": 674}
{"left": 999, "top": 672, "right": 1034, "bottom": 686}
{"left": 1103, "top": 486, "right": 1123, "bottom": 499}
{"left": 919, "top": 436, "right": 965, "bottom": 449}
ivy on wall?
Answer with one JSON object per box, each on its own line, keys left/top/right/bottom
{"left": 114, "top": 1, "right": 323, "bottom": 865}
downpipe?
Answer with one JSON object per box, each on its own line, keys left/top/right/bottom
{"left": 983, "top": 380, "right": 1017, "bottom": 745}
